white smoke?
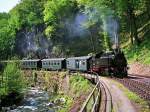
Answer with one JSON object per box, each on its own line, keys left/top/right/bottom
{"left": 64, "top": 13, "right": 90, "bottom": 38}
{"left": 103, "top": 16, "right": 119, "bottom": 47}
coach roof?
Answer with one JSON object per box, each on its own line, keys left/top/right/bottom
{"left": 67, "top": 56, "right": 92, "bottom": 60}
{"left": 21, "top": 59, "right": 41, "bottom": 62}
{"left": 42, "top": 58, "right": 65, "bottom": 61}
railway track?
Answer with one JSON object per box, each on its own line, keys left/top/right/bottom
{"left": 99, "top": 79, "right": 112, "bottom": 112}
{"left": 114, "top": 75, "right": 150, "bottom": 101}
{"left": 79, "top": 73, "right": 113, "bottom": 112}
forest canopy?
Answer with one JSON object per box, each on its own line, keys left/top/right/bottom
{"left": 0, "top": 0, "right": 149, "bottom": 59}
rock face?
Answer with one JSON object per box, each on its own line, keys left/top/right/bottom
{"left": 128, "top": 62, "right": 150, "bottom": 77}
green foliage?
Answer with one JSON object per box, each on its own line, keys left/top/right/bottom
{"left": 3, "top": 61, "right": 25, "bottom": 94}
{"left": 0, "top": 0, "right": 149, "bottom": 60}
{"left": 44, "top": 0, "right": 78, "bottom": 39}
{"left": 70, "top": 74, "right": 93, "bottom": 97}
{"left": 123, "top": 35, "right": 150, "bottom": 64}
{"left": 9, "top": 0, "right": 45, "bottom": 28}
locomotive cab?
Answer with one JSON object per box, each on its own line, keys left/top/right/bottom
{"left": 90, "top": 51, "right": 115, "bottom": 75}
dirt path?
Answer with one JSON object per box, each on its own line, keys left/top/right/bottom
{"left": 99, "top": 77, "right": 137, "bottom": 112}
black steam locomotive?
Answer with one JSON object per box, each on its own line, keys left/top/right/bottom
{"left": 0, "top": 48, "right": 128, "bottom": 77}
{"left": 90, "top": 49, "right": 128, "bottom": 77}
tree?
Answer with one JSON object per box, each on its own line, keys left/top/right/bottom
{"left": 3, "top": 61, "right": 25, "bottom": 94}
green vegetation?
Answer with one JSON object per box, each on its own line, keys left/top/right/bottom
{"left": 112, "top": 80, "right": 150, "bottom": 112}
{"left": 0, "top": 0, "right": 149, "bottom": 60}
{"left": 0, "top": 62, "right": 25, "bottom": 96}
{"left": 0, "top": 61, "right": 26, "bottom": 106}
{"left": 123, "top": 36, "right": 150, "bottom": 64}
{"left": 70, "top": 74, "right": 93, "bottom": 97}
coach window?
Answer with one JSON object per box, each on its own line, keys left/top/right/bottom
{"left": 67, "top": 61, "right": 69, "bottom": 65}
{"left": 56, "top": 61, "right": 58, "bottom": 65}
{"left": 82, "top": 61, "right": 85, "bottom": 65}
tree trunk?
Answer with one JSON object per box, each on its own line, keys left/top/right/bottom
{"left": 127, "top": 2, "right": 140, "bottom": 45}
{"left": 131, "top": 13, "right": 140, "bottom": 45}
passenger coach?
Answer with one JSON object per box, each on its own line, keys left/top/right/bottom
{"left": 21, "top": 59, "right": 42, "bottom": 69}
{"left": 42, "top": 58, "right": 66, "bottom": 70}
{"left": 66, "top": 56, "right": 92, "bottom": 71}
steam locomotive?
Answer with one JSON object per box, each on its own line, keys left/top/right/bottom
{"left": 0, "top": 48, "right": 128, "bottom": 77}
{"left": 19, "top": 48, "right": 128, "bottom": 77}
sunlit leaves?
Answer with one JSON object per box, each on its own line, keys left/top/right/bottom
{"left": 45, "top": 25, "right": 55, "bottom": 38}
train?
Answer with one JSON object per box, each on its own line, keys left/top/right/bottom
{"left": 21, "top": 48, "right": 128, "bottom": 77}
{"left": 0, "top": 48, "right": 128, "bottom": 77}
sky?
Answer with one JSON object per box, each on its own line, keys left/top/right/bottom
{"left": 0, "top": 0, "right": 20, "bottom": 12}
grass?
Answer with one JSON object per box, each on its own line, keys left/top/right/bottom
{"left": 122, "top": 33, "right": 150, "bottom": 65}
{"left": 111, "top": 79, "right": 150, "bottom": 112}
{"left": 69, "top": 73, "right": 94, "bottom": 97}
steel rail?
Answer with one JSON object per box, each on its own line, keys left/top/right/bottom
{"left": 99, "top": 80, "right": 113, "bottom": 112}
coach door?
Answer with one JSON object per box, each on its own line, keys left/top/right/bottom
{"left": 75, "top": 60, "right": 79, "bottom": 70}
